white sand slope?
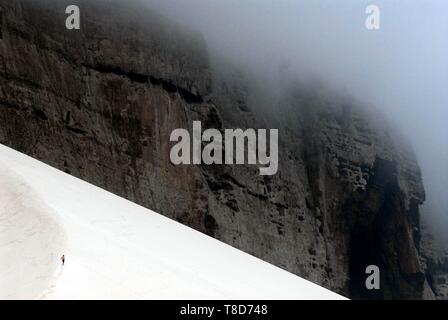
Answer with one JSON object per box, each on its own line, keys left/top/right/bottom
{"left": 0, "top": 165, "right": 65, "bottom": 299}
{"left": 0, "top": 144, "right": 345, "bottom": 299}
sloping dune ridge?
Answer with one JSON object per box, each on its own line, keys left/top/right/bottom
{"left": 0, "top": 163, "right": 65, "bottom": 299}
{"left": 0, "top": 144, "right": 344, "bottom": 299}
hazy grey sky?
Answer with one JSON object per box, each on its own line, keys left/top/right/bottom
{"left": 143, "top": 0, "right": 448, "bottom": 238}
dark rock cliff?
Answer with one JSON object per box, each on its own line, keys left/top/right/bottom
{"left": 420, "top": 223, "right": 448, "bottom": 299}
{"left": 0, "top": 0, "right": 435, "bottom": 298}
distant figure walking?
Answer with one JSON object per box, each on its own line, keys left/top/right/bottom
{"left": 61, "top": 254, "right": 65, "bottom": 266}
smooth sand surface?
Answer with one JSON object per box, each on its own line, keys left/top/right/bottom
{"left": 0, "top": 144, "right": 345, "bottom": 299}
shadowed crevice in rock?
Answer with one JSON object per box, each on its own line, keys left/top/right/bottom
{"left": 82, "top": 63, "right": 204, "bottom": 104}
{"left": 347, "top": 158, "right": 425, "bottom": 299}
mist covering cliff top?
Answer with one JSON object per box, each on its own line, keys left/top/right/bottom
{"left": 133, "top": 0, "right": 447, "bottom": 241}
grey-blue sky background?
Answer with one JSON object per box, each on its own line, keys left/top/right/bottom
{"left": 143, "top": 0, "right": 448, "bottom": 241}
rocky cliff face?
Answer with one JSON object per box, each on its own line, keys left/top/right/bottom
{"left": 0, "top": 0, "right": 436, "bottom": 298}
{"left": 420, "top": 223, "right": 448, "bottom": 299}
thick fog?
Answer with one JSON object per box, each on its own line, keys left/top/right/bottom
{"left": 141, "top": 0, "right": 448, "bottom": 241}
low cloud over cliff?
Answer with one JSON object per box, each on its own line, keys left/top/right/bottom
{"left": 144, "top": 0, "right": 448, "bottom": 242}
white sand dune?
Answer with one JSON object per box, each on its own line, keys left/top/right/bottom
{"left": 0, "top": 144, "right": 345, "bottom": 299}
{"left": 0, "top": 164, "right": 65, "bottom": 299}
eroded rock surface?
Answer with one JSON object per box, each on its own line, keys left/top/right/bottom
{"left": 420, "top": 223, "right": 448, "bottom": 299}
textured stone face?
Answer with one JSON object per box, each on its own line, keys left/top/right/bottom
{"left": 420, "top": 223, "right": 448, "bottom": 299}
{"left": 0, "top": 0, "right": 434, "bottom": 298}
